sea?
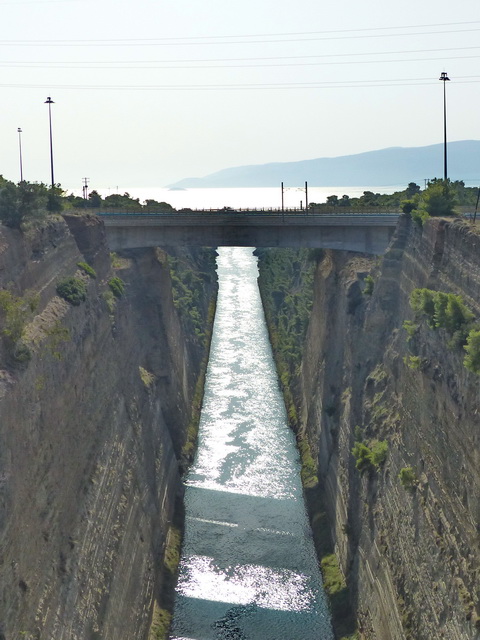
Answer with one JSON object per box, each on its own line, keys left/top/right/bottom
{"left": 68, "top": 186, "right": 401, "bottom": 210}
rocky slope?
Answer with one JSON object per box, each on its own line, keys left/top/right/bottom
{"left": 0, "top": 214, "right": 216, "bottom": 640}
{"left": 258, "top": 216, "right": 480, "bottom": 640}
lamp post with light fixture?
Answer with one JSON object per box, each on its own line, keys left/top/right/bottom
{"left": 439, "top": 72, "right": 450, "bottom": 182}
{"left": 45, "top": 96, "right": 55, "bottom": 188}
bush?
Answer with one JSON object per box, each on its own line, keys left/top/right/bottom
{"left": 352, "top": 439, "right": 388, "bottom": 472}
{"left": 56, "top": 277, "right": 87, "bottom": 306}
{"left": 404, "top": 355, "right": 422, "bottom": 370}
{"left": 0, "top": 290, "right": 38, "bottom": 362}
{"left": 139, "top": 366, "right": 155, "bottom": 387}
{"left": 399, "top": 466, "right": 417, "bottom": 490}
{"left": 297, "top": 436, "right": 318, "bottom": 488}
{"left": 352, "top": 442, "right": 374, "bottom": 472}
{"left": 77, "top": 262, "right": 96, "bottom": 278}
{"left": 370, "top": 440, "right": 388, "bottom": 467}
{"left": 402, "top": 320, "right": 419, "bottom": 341}
{"left": 410, "top": 288, "right": 474, "bottom": 334}
{"left": 464, "top": 329, "right": 480, "bottom": 374}
{"left": 102, "top": 290, "right": 116, "bottom": 313}
{"left": 411, "top": 208, "right": 430, "bottom": 226}
{"left": 0, "top": 179, "right": 51, "bottom": 229}
{"left": 321, "top": 553, "right": 346, "bottom": 596}
{"left": 410, "top": 180, "right": 457, "bottom": 224}
{"left": 410, "top": 288, "right": 436, "bottom": 326}
{"left": 363, "top": 274, "right": 374, "bottom": 295}
{"left": 108, "top": 276, "right": 125, "bottom": 298}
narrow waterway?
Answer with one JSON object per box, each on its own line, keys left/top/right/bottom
{"left": 171, "top": 247, "right": 333, "bottom": 640}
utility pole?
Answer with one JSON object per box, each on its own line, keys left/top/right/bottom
{"left": 305, "top": 181, "right": 308, "bottom": 212}
{"left": 281, "top": 181, "right": 284, "bottom": 222}
{"left": 17, "top": 127, "right": 23, "bottom": 182}
{"left": 82, "top": 177, "right": 89, "bottom": 202}
{"left": 473, "top": 187, "right": 480, "bottom": 224}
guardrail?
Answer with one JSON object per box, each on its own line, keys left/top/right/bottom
{"left": 98, "top": 213, "right": 401, "bottom": 230}
{"left": 71, "top": 205, "right": 478, "bottom": 216}
{"left": 86, "top": 207, "right": 402, "bottom": 216}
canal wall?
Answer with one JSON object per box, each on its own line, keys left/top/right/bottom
{"left": 0, "top": 214, "right": 217, "bottom": 639}
{"left": 258, "top": 215, "right": 480, "bottom": 640}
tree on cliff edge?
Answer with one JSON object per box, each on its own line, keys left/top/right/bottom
{"left": 411, "top": 180, "right": 456, "bottom": 224}
{"left": 0, "top": 178, "right": 52, "bottom": 229}
{"left": 419, "top": 180, "right": 456, "bottom": 216}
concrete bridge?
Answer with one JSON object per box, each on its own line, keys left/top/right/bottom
{"left": 98, "top": 210, "right": 401, "bottom": 255}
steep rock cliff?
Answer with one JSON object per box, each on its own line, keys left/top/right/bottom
{"left": 259, "top": 217, "right": 479, "bottom": 640}
{"left": 305, "top": 217, "right": 480, "bottom": 640}
{"left": 0, "top": 215, "right": 216, "bottom": 640}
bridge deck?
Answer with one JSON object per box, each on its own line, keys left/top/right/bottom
{"left": 94, "top": 210, "right": 401, "bottom": 254}
{"left": 98, "top": 211, "right": 400, "bottom": 228}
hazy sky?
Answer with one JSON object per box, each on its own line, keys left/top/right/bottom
{"left": 1, "top": 0, "right": 479, "bottom": 191}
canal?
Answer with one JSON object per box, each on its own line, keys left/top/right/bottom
{"left": 171, "top": 247, "right": 333, "bottom": 640}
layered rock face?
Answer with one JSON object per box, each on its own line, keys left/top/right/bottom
{"left": 0, "top": 216, "right": 215, "bottom": 639}
{"left": 297, "top": 216, "right": 479, "bottom": 639}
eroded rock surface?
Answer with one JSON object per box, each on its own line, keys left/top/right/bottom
{"left": 0, "top": 215, "right": 216, "bottom": 639}
{"left": 258, "top": 217, "right": 479, "bottom": 640}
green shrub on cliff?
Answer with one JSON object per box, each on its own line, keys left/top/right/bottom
{"left": 77, "top": 261, "right": 96, "bottom": 278}
{"left": 56, "top": 277, "right": 87, "bottom": 306}
{"left": 297, "top": 436, "right": 318, "bottom": 488}
{"left": 0, "top": 290, "right": 38, "bottom": 363}
{"left": 352, "top": 442, "right": 374, "bottom": 472}
{"left": 169, "top": 250, "right": 216, "bottom": 347}
{"left": 410, "top": 288, "right": 474, "bottom": 334}
{"left": 399, "top": 466, "right": 417, "bottom": 491}
{"left": 148, "top": 604, "right": 172, "bottom": 640}
{"left": 256, "top": 248, "right": 316, "bottom": 381}
{"left": 352, "top": 439, "right": 388, "bottom": 472}
{"left": 402, "top": 320, "right": 419, "bottom": 341}
{"left": 0, "top": 290, "right": 31, "bottom": 344}
{"left": 409, "top": 288, "right": 436, "bottom": 326}
{"left": 363, "top": 274, "right": 374, "bottom": 295}
{"left": 139, "top": 366, "right": 155, "bottom": 388}
{"left": 164, "top": 527, "right": 181, "bottom": 574}
{"left": 108, "top": 276, "right": 125, "bottom": 298}
{"left": 403, "top": 355, "right": 423, "bottom": 370}
{"left": 463, "top": 328, "right": 480, "bottom": 374}
{"left": 409, "top": 288, "right": 480, "bottom": 375}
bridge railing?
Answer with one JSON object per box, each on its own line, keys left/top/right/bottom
{"left": 82, "top": 207, "right": 402, "bottom": 216}
{"left": 71, "top": 205, "right": 478, "bottom": 218}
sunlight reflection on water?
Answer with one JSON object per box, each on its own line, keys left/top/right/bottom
{"left": 171, "top": 247, "right": 333, "bottom": 640}
{"left": 177, "top": 556, "right": 315, "bottom": 612}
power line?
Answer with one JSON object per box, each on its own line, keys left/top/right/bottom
{"left": 1, "top": 78, "right": 480, "bottom": 91}
{"left": 2, "top": 45, "right": 480, "bottom": 67}
{"left": 1, "top": 27, "right": 480, "bottom": 46}
{"left": 2, "top": 54, "right": 480, "bottom": 70}
{"left": 1, "top": 20, "right": 480, "bottom": 42}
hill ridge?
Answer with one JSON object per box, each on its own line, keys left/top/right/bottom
{"left": 167, "top": 140, "right": 480, "bottom": 188}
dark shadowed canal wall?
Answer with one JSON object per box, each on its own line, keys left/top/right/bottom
{"left": 257, "top": 216, "right": 480, "bottom": 640}
{"left": 0, "top": 214, "right": 217, "bottom": 639}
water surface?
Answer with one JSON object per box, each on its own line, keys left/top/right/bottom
{"left": 171, "top": 247, "right": 333, "bottom": 640}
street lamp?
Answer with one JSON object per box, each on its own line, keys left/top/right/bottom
{"left": 439, "top": 72, "right": 450, "bottom": 182}
{"left": 17, "top": 127, "right": 23, "bottom": 182}
{"left": 45, "top": 96, "right": 55, "bottom": 188}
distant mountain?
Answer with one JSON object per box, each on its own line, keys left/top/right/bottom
{"left": 167, "top": 141, "right": 480, "bottom": 188}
